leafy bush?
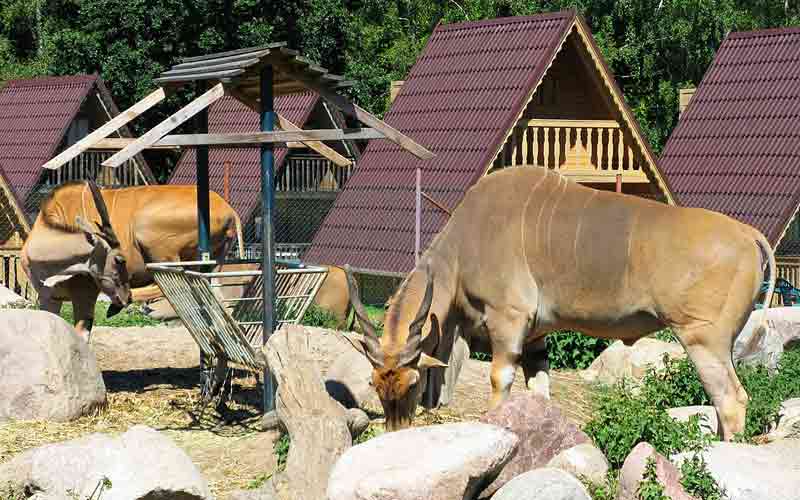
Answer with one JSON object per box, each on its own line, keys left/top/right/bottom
{"left": 60, "top": 302, "right": 160, "bottom": 328}
{"left": 636, "top": 457, "right": 669, "bottom": 500}
{"left": 680, "top": 452, "right": 725, "bottom": 500}
{"left": 737, "top": 347, "right": 800, "bottom": 438}
{"left": 547, "top": 330, "right": 611, "bottom": 370}
{"left": 584, "top": 379, "right": 710, "bottom": 468}
{"left": 638, "top": 356, "right": 710, "bottom": 409}
{"left": 652, "top": 328, "right": 679, "bottom": 343}
{"left": 274, "top": 433, "right": 290, "bottom": 471}
{"left": 300, "top": 304, "right": 342, "bottom": 329}
{"left": 582, "top": 471, "right": 619, "bottom": 500}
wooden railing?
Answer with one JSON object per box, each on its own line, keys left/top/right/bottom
{"left": 777, "top": 257, "right": 800, "bottom": 288}
{"left": 42, "top": 151, "right": 148, "bottom": 188}
{"left": 0, "top": 251, "right": 36, "bottom": 302}
{"left": 278, "top": 155, "right": 353, "bottom": 192}
{"left": 495, "top": 119, "right": 647, "bottom": 182}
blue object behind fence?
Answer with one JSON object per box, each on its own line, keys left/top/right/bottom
{"left": 756, "top": 278, "right": 800, "bottom": 308}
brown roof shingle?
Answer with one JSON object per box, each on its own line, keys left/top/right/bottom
{"left": 168, "top": 93, "right": 319, "bottom": 222}
{"left": 659, "top": 26, "right": 800, "bottom": 246}
{"left": 304, "top": 10, "right": 577, "bottom": 275}
{"left": 0, "top": 74, "right": 98, "bottom": 208}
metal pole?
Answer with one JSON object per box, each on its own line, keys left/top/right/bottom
{"left": 260, "top": 65, "right": 277, "bottom": 411}
{"left": 196, "top": 82, "right": 211, "bottom": 262}
{"left": 415, "top": 167, "right": 421, "bottom": 265}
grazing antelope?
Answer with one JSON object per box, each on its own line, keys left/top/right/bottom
{"left": 22, "top": 182, "right": 244, "bottom": 339}
{"left": 345, "top": 167, "right": 775, "bottom": 440}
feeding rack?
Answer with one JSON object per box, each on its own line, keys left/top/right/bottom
{"left": 41, "top": 43, "right": 434, "bottom": 411}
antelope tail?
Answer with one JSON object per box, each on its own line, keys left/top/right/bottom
{"left": 233, "top": 211, "right": 245, "bottom": 259}
{"left": 755, "top": 235, "right": 776, "bottom": 335}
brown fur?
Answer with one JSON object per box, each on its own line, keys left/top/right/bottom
{"left": 350, "top": 167, "right": 776, "bottom": 439}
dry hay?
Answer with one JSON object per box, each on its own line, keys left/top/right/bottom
{"left": 0, "top": 374, "right": 276, "bottom": 498}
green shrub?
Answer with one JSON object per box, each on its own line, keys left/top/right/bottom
{"left": 737, "top": 347, "right": 800, "bottom": 438}
{"left": 60, "top": 302, "right": 160, "bottom": 328}
{"left": 680, "top": 452, "right": 725, "bottom": 500}
{"left": 547, "top": 330, "right": 611, "bottom": 370}
{"left": 582, "top": 471, "right": 619, "bottom": 500}
{"left": 300, "top": 304, "right": 342, "bottom": 329}
{"left": 274, "top": 433, "right": 290, "bottom": 471}
{"left": 637, "top": 457, "right": 669, "bottom": 500}
{"left": 584, "top": 379, "right": 710, "bottom": 468}
{"left": 652, "top": 328, "right": 679, "bottom": 343}
{"left": 639, "top": 356, "right": 710, "bottom": 409}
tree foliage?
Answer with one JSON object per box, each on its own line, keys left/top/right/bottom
{"left": 2, "top": 0, "right": 800, "bottom": 173}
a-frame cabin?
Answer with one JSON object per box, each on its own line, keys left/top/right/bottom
{"left": 305, "top": 9, "right": 674, "bottom": 299}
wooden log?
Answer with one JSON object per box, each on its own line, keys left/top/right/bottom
{"left": 103, "top": 83, "right": 225, "bottom": 168}
{"left": 155, "top": 128, "right": 384, "bottom": 147}
{"left": 42, "top": 88, "right": 166, "bottom": 170}
{"left": 261, "top": 325, "right": 352, "bottom": 500}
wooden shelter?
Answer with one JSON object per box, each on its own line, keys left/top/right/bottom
{"left": 660, "top": 26, "right": 800, "bottom": 292}
{"left": 168, "top": 92, "right": 362, "bottom": 257}
{"left": 43, "top": 43, "right": 433, "bottom": 408}
{"left": 0, "top": 74, "right": 156, "bottom": 298}
{"left": 306, "top": 10, "right": 673, "bottom": 287}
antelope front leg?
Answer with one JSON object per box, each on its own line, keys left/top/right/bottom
{"left": 486, "top": 308, "right": 528, "bottom": 410}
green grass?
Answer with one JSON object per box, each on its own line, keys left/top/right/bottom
{"left": 59, "top": 302, "right": 161, "bottom": 328}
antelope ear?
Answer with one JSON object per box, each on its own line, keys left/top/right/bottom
{"left": 341, "top": 332, "right": 384, "bottom": 368}
{"left": 420, "top": 313, "right": 442, "bottom": 354}
{"left": 418, "top": 353, "right": 447, "bottom": 369}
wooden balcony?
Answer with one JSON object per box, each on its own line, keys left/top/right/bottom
{"left": 43, "top": 150, "right": 148, "bottom": 188}
{"left": 277, "top": 155, "right": 354, "bottom": 193}
{"left": 493, "top": 119, "right": 648, "bottom": 183}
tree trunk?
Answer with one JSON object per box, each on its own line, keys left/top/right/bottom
{"left": 262, "top": 324, "right": 352, "bottom": 500}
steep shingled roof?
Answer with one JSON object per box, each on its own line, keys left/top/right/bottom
{"left": 0, "top": 74, "right": 98, "bottom": 208}
{"left": 305, "top": 9, "right": 670, "bottom": 276}
{"left": 168, "top": 93, "right": 319, "bottom": 222}
{"left": 660, "top": 26, "right": 800, "bottom": 247}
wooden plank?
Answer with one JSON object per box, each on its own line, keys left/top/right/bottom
{"left": 272, "top": 62, "right": 435, "bottom": 160}
{"left": 159, "top": 58, "right": 260, "bottom": 78}
{"left": 155, "top": 128, "right": 385, "bottom": 147}
{"left": 523, "top": 118, "right": 620, "bottom": 129}
{"left": 42, "top": 88, "right": 166, "bottom": 170}
{"left": 153, "top": 69, "right": 245, "bottom": 85}
{"left": 103, "top": 83, "right": 225, "bottom": 168}
{"left": 87, "top": 138, "right": 180, "bottom": 150}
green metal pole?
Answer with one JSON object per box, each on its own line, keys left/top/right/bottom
{"left": 196, "top": 82, "right": 211, "bottom": 262}
{"left": 260, "top": 65, "right": 277, "bottom": 411}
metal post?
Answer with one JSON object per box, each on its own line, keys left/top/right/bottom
{"left": 415, "top": 167, "right": 421, "bottom": 265}
{"left": 196, "top": 82, "right": 211, "bottom": 262}
{"left": 260, "top": 65, "right": 277, "bottom": 411}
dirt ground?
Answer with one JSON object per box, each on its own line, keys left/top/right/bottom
{"left": 0, "top": 325, "right": 593, "bottom": 499}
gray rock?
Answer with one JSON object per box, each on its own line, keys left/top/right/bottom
{"left": 0, "top": 285, "right": 29, "bottom": 308}
{"left": 0, "top": 310, "right": 106, "bottom": 422}
{"left": 618, "top": 442, "right": 694, "bottom": 500}
{"left": 734, "top": 307, "right": 800, "bottom": 372}
{"left": 326, "top": 422, "right": 518, "bottom": 500}
{"left": 0, "top": 425, "right": 212, "bottom": 500}
{"left": 492, "top": 468, "right": 591, "bottom": 500}
{"left": 767, "top": 398, "right": 800, "bottom": 440}
{"left": 582, "top": 338, "right": 685, "bottom": 385}
{"left": 479, "top": 393, "right": 590, "bottom": 497}
{"left": 324, "top": 346, "right": 381, "bottom": 412}
{"left": 547, "top": 443, "right": 610, "bottom": 486}
{"left": 667, "top": 406, "right": 719, "bottom": 436}
{"left": 672, "top": 439, "right": 800, "bottom": 500}
{"left": 346, "top": 408, "right": 370, "bottom": 438}
{"left": 528, "top": 370, "right": 551, "bottom": 400}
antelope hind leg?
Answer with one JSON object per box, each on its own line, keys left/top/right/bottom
{"left": 131, "top": 283, "right": 164, "bottom": 303}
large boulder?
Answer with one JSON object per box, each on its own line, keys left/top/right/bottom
{"left": 667, "top": 406, "right": 719, "bottom": 436}
{"left": 767, "top": 398, "right": 800, "bottom": 441}
{"left": 492, "top": 468, "right": 591, "bottom": 500}
{"left": 618, "top": 442, "right": 695, "bottom": 500}
{"left": 326, "top": 422, "right": 518, "bottom": 500}
{"left": 0, "top": 285, "right": 28, "bottom": 307}
{"left": 672, "top": 439, "right": 800, "bottom": 500}
{"left": 324, "top": 346, "right": 381, "bottom": 412}
{"left": 479, "top": 393, "right": 590, "bottom": 497}
{"left": 0, "top": 425, "right": 212, "bottom": 500}
{"left": 734, "top": 307, "right": 800, "bottom": 372}
{"left": 546, "top": 443, "right": 610, "bottom": 486}
{"left": 0, "top": 310, "right": 106, "bottom": 422}
{"left": 582, "top": 338, "right": 685, "bottom": 384}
